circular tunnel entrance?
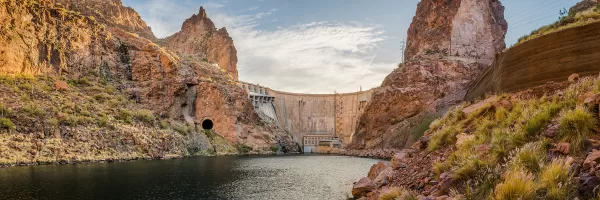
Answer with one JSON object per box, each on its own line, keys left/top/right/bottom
{"left": 201, "top": 119, "right": 214, "bottom": 130}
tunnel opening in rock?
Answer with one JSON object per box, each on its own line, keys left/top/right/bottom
{"left": 202, "top": 119, "right": 214, "bottom": 130}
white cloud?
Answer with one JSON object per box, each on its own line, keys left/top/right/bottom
{"left": 210, "top": 13, "right": 396, "bottom": 93}
{"left": 130, "top": 1, "right": 397, "bottom": 93}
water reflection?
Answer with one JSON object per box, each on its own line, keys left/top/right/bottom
{"left": 0, "top": 155, "right": 379, "bottom": 200}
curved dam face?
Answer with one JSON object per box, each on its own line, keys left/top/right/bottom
{"left": 238, "top": 82, "right": 374, "bottom": 150}
{"left": 466, "top": 21, "right": 600, "bottom": 100}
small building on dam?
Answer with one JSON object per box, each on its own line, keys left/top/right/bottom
{"left": 238, "top": 82, "right": 374, "bottom": 153}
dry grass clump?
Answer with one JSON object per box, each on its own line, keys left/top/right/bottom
{"left": 378, "top": 187, "right": 416, "bottom": 200}
{"left": 134, "top": 109, "right": 155, "bottom": 123}
{"left": 508, "top": 143, "right": 545, "bottom": 173}
{"left": 539, "top": 158, "right": 574, "bottom": 200}
{"left": 558, "top": 106, "right": 597, "bottom": 153}
{"left": 494, "top": 168, "right": 537, "bottom": 200}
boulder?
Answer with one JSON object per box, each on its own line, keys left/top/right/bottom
{"left": 437, "top": 172, "right": 455, "bottom": 195}
{"left": 584, "top": 149, "right": 600, "bottom": 170}
{"left": 352, "top": 177, "right": 375, "bottom": 199}
{"left": 368, "top": 161, "right": 390, "bottom": 180}
{"left": 543, "top": 124, "right": 559, "bottom": 138}
{"left": 412, "top": 136, "right": 431, "bottom": 150}
{"left": 579, "top": 172, "right": 600, "bottom": 199}
{"left": 54, "top": 81, "right": 68, "bottom": 91}
{"left": 372, "top": 166, "right": 394, "bottom": 187}
{"left": 569, "top": 73, "right": 580, "bottom": 82}
{"left": 391, "top": 152, "right": 408, "bottom": 170}
{"left": 553, "top": 142, "right": 571, "bottom": 155}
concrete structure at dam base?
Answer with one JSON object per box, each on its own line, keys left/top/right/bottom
{"left": 238, "top": 82, "right": 374, "bottom": 152}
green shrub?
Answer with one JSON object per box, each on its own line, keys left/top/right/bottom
{"left": 0, "top": 118, "right": 15, "bottom": 130}
{"left": 116, "top": 109, "right": 133, "bottom": 124}
{"left": 0, "top": 103, "right": 12, "bottom": 117}
{"left": 160, "top": 120, "right": 170, "bottom": 129}
{"left": 271, "top": 146, "right": 280, "bottom": 152}
{"left": 134, "top": 109, "right": 155, "bottom": 123}
{"left": 98, "top": 115, "right": 109, "bottom": 127}
{"left": 48, "top": 118, "right": 59, "bottom": 127}
{"left": 411, "top": 117, "right": 436, "bottom": 138}
{"left": 171, "top": 122, "right": 191, "bottom": 135}
{"left": 235, "top": 144, "right": 253, "bottom": 154}
{"left": 558, "top": 106, "right": 596, "bottom": 153}
{"left": 18, "top": 82, "right": 33, "bottom": 91}
{"left": 22, "top": 103, "right": 45, "bottom": 117}
{"left": 94, "top": 93, "right": 111, "bottom": 103}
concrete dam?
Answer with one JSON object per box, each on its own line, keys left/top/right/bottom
{"left": 238, "top": 82, "right": 374, "bottom": 152}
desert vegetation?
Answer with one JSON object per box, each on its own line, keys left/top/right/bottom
{"left": 0, "top": 74, "right": 250, "bottom": 166}
{"left": 517, "top": 4, "right": 600, "bottom": 45}
{"left": 424, "top": 76, "right": 600, "bottom": 199}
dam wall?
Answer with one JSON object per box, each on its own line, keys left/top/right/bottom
{"left": 238, "top": 82, "right": 374, "bottom": 146}
{"left": 466, "top": 21, "right": 600, "bottom": 100}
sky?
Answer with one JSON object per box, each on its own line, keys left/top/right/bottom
{"left": 122, "top": 0, "right": 580, "bottom": 93}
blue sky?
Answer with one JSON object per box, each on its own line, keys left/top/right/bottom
{"left": 122, "top": 0, "right": 579, "bottom": 93}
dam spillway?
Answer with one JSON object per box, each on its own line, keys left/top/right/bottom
{"left": 238, "top": 82, "right": 374, "bottom": 151}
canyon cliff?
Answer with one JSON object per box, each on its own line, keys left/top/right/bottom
{"left": 404, "top": 0, "right": 507, "bottom": 65}
{"left": 348, "top": 0, "right": 507, "bottom": 151}
{"left": 0, "top": 0, "right": 298, "bottom": 166}
{"left": 165, "top": 7, "right": 239, "bottom": 81}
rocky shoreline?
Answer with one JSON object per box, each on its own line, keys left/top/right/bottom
{"left": 339, "top": 149, "right": 405, "bottom": 160}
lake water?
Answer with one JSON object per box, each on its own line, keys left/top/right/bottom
{"left": 0, "top": 155, "right": 380, "bottom": 200}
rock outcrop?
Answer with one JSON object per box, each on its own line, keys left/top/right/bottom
{"left": 0, "top": 0, "right": 113, "bottom": 75}
{"left": 349, "top": 0, "right": 506, "bottom": 150}
{"left": 405, "top": 0, "right": 507, "bottom": 65}
{"left": 52, "top": 0, "right": 157, "bottom": 40}
{"left": 0, "top": 0, "right": 299, "bottom": 166}
{"left": 348, "top": 59, "right": 482, "bottom": 150}
{"left": 165, "top": 7, "right": 239, "bottom": 81}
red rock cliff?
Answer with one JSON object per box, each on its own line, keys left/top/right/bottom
{"left": 52, "top": 0, "right": 157, "bottom": 40}
{"left": 165, "top": 7, "right": 239, "bottom": 81}
{"left": 349, "top": 0, "right": 506, "bottom": 150}
{"left": 405, "top": 0, "right": 507, "bottom": 65}
{"left": 0, "top": 0, "right": 298, "bottom": 159}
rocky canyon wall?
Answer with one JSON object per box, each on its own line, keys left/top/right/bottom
{"left": 165, "top": 7, "right": 239, "bottom": 81}
{"left": 405, "top": 0, "right": 507, "bottom": 65}
{"left": 52, "top": 0, "right": 157, "bottom": 40}
{"left": 349, "top": 0, "right": 507, "bottom": 150}
{"left": 0, "top": 0, "right": 299, "bottom": 164}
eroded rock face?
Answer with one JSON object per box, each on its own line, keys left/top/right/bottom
{"left": 349, "top": 0, "right": 505, "bottom": 151}
{"left": 348, "top": 59, "right": 482, "bottom": 150}
{"left": 405, "top": 0, "right": 507, "bottom": 65}
{"left": 0, "top": 0, "right": 114, "bottom": 75}
{"left": 0, "top": 0, "right": 298, "bottom": 156}
{"left": 165, "top": 7, "right": 239, "bottom": 80}
{"left": 53, "top": 0, "right": 157, "bottom": 40}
